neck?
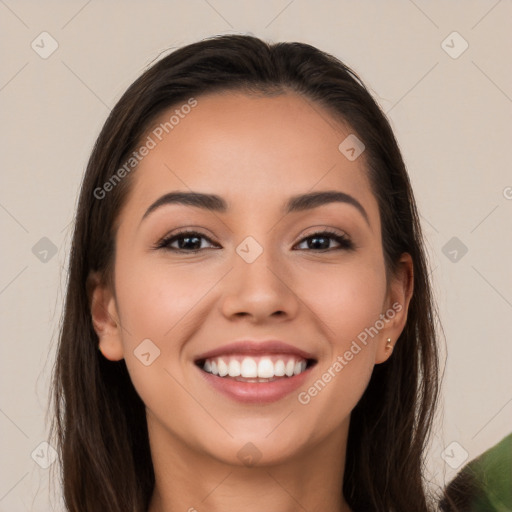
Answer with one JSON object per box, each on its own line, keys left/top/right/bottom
{"left": 146, "top": 413, "right": 353, "bottom": 512}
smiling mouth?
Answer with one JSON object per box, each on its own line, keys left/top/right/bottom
{"left": 195, "top": 354, "right": 317, "bottom": 382}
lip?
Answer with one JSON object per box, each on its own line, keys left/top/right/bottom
{"left": 196, "top": 363, "right": 315, "bottom": 404}
{"left": 194, "top": 339, "right": 316, "bottom": 362}
{"left": 194, "top": 339, "right": 317, "bottom": 404}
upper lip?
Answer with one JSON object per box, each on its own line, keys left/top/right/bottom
{"left": 194, "top": 340, "right": 317, "bottom": 362}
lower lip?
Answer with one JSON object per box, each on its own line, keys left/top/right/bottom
{"left": 196, "top": 364, "right": 314, "bottom": 404}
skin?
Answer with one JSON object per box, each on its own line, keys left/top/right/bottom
{"left": 89, "top": 91, "right": 413, "bottom": 512}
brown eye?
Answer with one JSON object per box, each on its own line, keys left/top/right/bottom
{"left": 155, "top": 231, "right": 219, "bottom": 252}
{"left": 294, "top": 231, "right": 354, "bottom": 251}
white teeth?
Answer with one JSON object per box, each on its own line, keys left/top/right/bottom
{"left": 228, "top": 359, "right": 241, "bottom": 377}
{"left": 201, "top": 355, "right": 310, "bottom": 379}
{"left": 217, "top": 358, "right": 229, "bottom": 377}
{"left": 257, "top": 358, "right": 274, "bottom": 378}
{"left": 285, "top": 360, "right": 295, "bottom": 377}
{"left": 274, "top": 360, "right": 285, "bottom": 377}
{"left": 240, "top": 357, "right": 258, "bottom": 378}
{"left": 293, "top": 360, "right": 307, "bottom": 375}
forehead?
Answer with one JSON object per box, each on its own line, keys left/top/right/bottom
{"left": 122, "top": 91, "right": 379, "bottom": 223}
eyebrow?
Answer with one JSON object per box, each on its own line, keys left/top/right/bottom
{"left": 140, "top": 190, "right": 370, "bottom": 226}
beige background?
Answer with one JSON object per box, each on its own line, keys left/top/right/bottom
{"left": 1, "top": 1, "right": 511, "bottom": 510}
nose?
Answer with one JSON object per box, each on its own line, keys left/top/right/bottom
{"left": 219, "top": 247, "right": 300, "bottom": 324}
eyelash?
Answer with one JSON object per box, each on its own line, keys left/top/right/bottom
{"left": 154, "top": 229, "right": 354, "bottom": 253}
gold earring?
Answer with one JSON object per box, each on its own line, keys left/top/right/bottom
{"left": 385, "top": 338, "right": 393, "bottom": 351}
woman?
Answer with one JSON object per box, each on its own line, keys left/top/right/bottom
{"left": 51, "top": 34, "right": 441, "bottom": 511}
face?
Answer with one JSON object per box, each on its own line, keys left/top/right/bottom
{"left": 90, "top": 91, "right": 412, "bottom": 467}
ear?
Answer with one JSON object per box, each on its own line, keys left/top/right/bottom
{"left": 87, "top": 271, "right": 124, "bottom": 361}
{"left": 374, "top": 253, "right": 414, "bottom": 364}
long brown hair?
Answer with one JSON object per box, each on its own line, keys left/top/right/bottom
{"left": 50, "top": 34, "right": 441, "bottom": 511}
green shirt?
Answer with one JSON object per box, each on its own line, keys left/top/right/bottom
{"left": 441, "top": 433, "right": 512, "bottom": 511}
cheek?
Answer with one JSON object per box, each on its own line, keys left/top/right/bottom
{"left": 112, "top": 252, "right": 227, "bottom": 397}
{"left": 112, "top": 269, "right": 203, "bottom": 427}
{"left": 296, "top": 256, "right": 388, "bottom": 344}
{"left": 114, "top": 253, "right": 214, "bottom": 344}
{"left": 293, "top": 260, "right": 386, "bottom": 438}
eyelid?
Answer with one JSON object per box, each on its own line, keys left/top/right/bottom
{"left": 153, "top": 228, "right": 220, "bottom": 251}
{"left": 293, "top": 228, "right": 354, "bottom": 251}
{"left": 295, "top": 225, "right": 352, "bottom": 242}
{"left": 156, "top": 226, "right": 217, "bottom": 242}
{"left": 297, "top": 226, "right": 349, "bottom": 239}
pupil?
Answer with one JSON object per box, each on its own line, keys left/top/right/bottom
{"left": 180, "top": 236, "right": 200, "bottom": 250}
{"left": 310, "top": 236, "right": 329, "bottom": 250}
